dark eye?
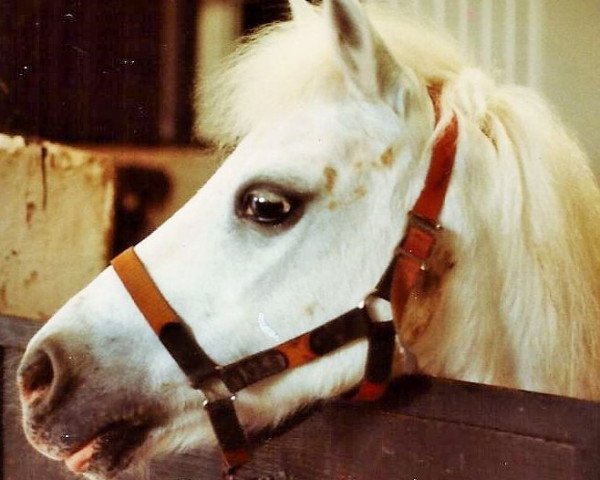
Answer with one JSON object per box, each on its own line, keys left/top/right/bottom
{"left": 238, "top": 186, "right": 300, "bottom": 226}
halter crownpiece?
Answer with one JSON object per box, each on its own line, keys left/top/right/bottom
{"left": 110, "top": 85, "right": 457, "bottom": 477}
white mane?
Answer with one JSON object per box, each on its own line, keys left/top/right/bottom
{"left": 200, "top": 4, "right": 600, "bottom": 399}
{"left": 434, "top": 80, "right": 600, "bottom": 398}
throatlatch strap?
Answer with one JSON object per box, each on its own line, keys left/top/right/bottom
{"left": 411, "top": 115, "right": 458, "bottom": 224}
{"left": 354, "top": 86, "right": 458, "bottom": 395}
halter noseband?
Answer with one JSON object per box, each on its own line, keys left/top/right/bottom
{"left": 111, "top": 85, "right": 457, "bottom": 477}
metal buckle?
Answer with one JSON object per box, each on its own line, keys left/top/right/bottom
{"left": 393, "top": 211, "right": 442, "bottom": 271}
{"left": 200, "top": 375, "right": 237, "bottom": 408}
{"left": 357, "top": 290, "right": 378, "bottom": 311}
{"left": 358, "top": 291, "right": 392, "bottom": 323}
{"left": 202, "top": 393, "right": 237, "bottom": 409}
{"left": 407, "top": 210, "right": 442, "bottom": 233}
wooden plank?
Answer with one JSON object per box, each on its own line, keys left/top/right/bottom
{"left": 381, "top": 376, "right": 600, "bottom": 446}
{"left": 0, "top": 315, "right": 39, "bottom": 349}
{"left": 0, "top": 135, "right": 114, "bottom": 321}
{"left": 238, "top": 411, "right": 578, "bottom": 480}
{"left": 150, "top": 377, "right": 600, "bottom": 480}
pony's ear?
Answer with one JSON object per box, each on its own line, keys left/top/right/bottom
{"left": 325, "top": 0, "right": 402, "bottom": 107}
{"left": 289, "top": 0, "right": 317, "bottom": 21}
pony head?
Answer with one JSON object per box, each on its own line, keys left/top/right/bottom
{"left": 17, "top": 0, "right": 600, "bottom": 478}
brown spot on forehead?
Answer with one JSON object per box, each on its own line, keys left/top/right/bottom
{"left": 354, "top": 185, "right": 367, "bottom": 199}
{"left": 379, "top": 147, "right": 395, "bottom": 168}
{"left": 304, "top": 303, "right": 316, "bottom": 317}
{"left": 327, "top": 200, "right": 339, "bottom": 211}
{"left": 323, "top": 166, "right": 338, "bottom": 193}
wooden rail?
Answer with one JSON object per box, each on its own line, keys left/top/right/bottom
{"left": 2, "top": 314, "right": 600, "bottom": 479}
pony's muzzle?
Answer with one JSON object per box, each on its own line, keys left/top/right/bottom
{"left": 17, "top": 339, "right": 73, "bottom": 416}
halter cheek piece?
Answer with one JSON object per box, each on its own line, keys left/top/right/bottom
{"left": 111, "top": 86, "right": 457, "bottom": 477}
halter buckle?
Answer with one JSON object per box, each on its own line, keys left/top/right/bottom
{"left": 407, "top": 210, "right": 442, "bottom": 232}
{"left": 199, "top": 374, "right": 237, "bottom": 408}
{"left": 358, "top": 292, "right": 392, "bottom": 324}
{"left": 202, "top": 394, "right": 237, "bottom": 409}
{"left": 394, "top": 210, "right": 441, "bottom": 271}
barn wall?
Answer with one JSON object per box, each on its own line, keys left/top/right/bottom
{"left": 537, "top": 0, "right": 600, "bottom": 171}
{"left": 389, "top": 0, "right": 600, "bottom": 172}
{"left": 0, "top": 138, "right": 114, "bottom": 321}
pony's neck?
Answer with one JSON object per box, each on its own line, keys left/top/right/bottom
{"left": 403, "top": 68, "right": 600, "bottom": 400}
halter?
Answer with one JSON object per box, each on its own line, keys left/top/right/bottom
{"left": 111, "top": 86, "right": 457, "bottom": 478}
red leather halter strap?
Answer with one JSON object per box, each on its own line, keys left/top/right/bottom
{"left": 390, "top": 86, "right": 458, "bottom": 329}
{"left": 110, "top": 85, "right": 458, "bottom": 477}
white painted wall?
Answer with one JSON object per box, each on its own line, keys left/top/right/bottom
{"left": 400, "top": 0, "right": 600, "bottom": 173}
{"left": 194, "top": 0, "right": 242, "bottom": 136}
{"left": 538, "top": 0, "right": 600, "bottom": 173}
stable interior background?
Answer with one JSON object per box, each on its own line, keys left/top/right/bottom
{"left": 2, "top": 2, "right": 600, "bottom": 479}
{"left": 0, "top": 0, "right": 599, "bottom": 174}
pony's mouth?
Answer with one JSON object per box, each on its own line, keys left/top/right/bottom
{"left": 62, "top": 418, "right": 153, "bottom": 476}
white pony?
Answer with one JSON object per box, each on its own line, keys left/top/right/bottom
{"left": 17, "top": 0, "right": 600, "bottom": 478}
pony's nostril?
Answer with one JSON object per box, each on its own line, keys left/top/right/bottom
{"left": 18, "top": 343, "right": 68, "bottom": 407}
{"left": 18, "top": 349, "right": 55, "bottom": 403}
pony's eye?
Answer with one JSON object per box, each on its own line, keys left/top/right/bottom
{"left": 238, "top": 187, "right": 298, "bottom": 225}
